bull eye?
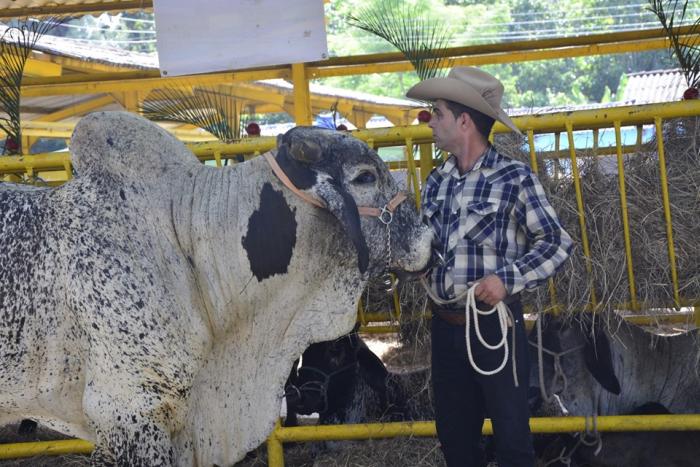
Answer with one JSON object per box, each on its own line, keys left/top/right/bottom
{"left": 352, "top": 171, "right": 376, "bottom": 185}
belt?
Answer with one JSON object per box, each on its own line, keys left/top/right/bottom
{"left": 432, "top": 296, "right": 521, "bottom": 327}
{"left": 434, "top": 310, "right": 466, "bottom": 326}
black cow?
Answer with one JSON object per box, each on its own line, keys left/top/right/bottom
{"left": 284, "top": 331, "right": 433, "bottom": 427}
{"left": 539, "top": 403, "right": 700, "bottom": 467}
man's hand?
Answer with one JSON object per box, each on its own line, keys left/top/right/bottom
{"left": 474, "top": 274, "right": 508, "bottom": 306}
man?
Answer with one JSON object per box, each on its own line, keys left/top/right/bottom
{"left": 406, "top": 67, "right": 572, "bottom": 466}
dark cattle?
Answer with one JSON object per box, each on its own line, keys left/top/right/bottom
{"left": 539, "top": 403, "right": 699, "bottom": 467}
{"left": 528, "top": 313, "right": 700, "bottom": 417}
{"left": 284, "top": 331, "right": 433, "bottom": 426}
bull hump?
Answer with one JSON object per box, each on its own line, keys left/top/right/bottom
{"left": 242, "top": 183, "right": 297, "bottom": 281}
{"left": 70, "top": 111, "right": 198, "bottom": 178}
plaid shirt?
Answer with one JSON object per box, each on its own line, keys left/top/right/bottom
{"left": 422, "top": 145, "right": 572, "bottom": 301}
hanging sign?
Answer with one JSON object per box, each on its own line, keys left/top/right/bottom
{"left": 154, "top": 0, "right": 328, "bottom": 76}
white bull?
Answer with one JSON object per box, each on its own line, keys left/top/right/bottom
{"left": 0, "top": 112, "right": 432, "bottom": 466}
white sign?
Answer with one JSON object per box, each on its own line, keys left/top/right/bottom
{"left": 154, "top": 0, "right": 328, "bottom": 77}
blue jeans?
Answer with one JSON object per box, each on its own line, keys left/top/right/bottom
{"left": 431, "top": 301, "right": 534, "bottom": 467}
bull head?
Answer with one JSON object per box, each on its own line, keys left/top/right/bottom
{"left": 275, "top": 128, "right": 370, "bottom": 273}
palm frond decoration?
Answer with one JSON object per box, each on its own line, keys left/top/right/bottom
{"left": 140, "top": 86, "right": 245, "bottom": 143}
{"left": 348, "top": 0, "right": 454, "bottom": 80}
{"left": 648, "top": 0, "right": 700, "bottom": 95}
{"left": 0, "top": 17, "right": 66, "bottom": 155}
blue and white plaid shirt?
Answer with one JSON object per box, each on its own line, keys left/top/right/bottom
{"left": 422, "top": 145, "right": 573, "bottom": 302}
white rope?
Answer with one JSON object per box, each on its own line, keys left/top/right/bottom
{"left": 530, "top": 319, "right": 585, "bottom": 404}
{"left": 464, "top": 285, "right": 516, "bottom": 385}
{"left": 420, "top": 278, "right": 518, "bottom": 386}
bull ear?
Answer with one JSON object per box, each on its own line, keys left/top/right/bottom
{"left": 315, "top": 181, "right": 369, "bottom": 273}
{"left": 275, "top": 137, "right": 369, "bottom": 274}
{"left": 583, "top": 320, "right": 621, "bottom": 395}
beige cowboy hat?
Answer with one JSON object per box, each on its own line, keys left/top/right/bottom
{"left": 406, "top": 67, "right": 522, "bottom": 135}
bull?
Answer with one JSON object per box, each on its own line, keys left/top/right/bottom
{"left": 0, "top": 112, "right": 432, "bottom": 466}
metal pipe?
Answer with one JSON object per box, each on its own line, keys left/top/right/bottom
{"left": 0, "top": 439, "right": 93, "bottom": 460}
{"left": 654, "top": 117, "right": 682, "bottom": 309}
{"left": 614, "top": 121, "right": 638, "bottom": 310}
{"left": 272, "top": 414, "right": 700, "bottom": 443}
{"left": 566, "top": 121, "right": 598, "bottom": 309}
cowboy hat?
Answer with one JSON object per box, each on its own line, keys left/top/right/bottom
{"left": 406, "top": 67, "right": 521, "bottom": 135}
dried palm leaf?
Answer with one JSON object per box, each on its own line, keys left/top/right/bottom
{"left": 349, "top": 0, "right": 453, "bottom": 80}
{"left": 140, "top": 86, "right": 244, "bottom": 143}
{"left": 648, "top": 0, "right": 700, "bottom": 90}
{"left": 0, "top": 17, "right": 66, "bottom": 155}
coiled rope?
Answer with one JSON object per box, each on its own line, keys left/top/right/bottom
{"left": 420, "top": 278, "right": 518, "bottom": 386}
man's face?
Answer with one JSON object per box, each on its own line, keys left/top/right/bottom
{"left": 428, "top": 99, "right": 461, "bottom": 154}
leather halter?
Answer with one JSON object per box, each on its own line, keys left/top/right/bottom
{"left": 263, "top": 151, "right": 408, "bottom": 223}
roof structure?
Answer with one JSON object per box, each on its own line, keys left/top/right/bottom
{"left": 620, "top": 68, "right": 688, "bottom": 104}
{"left": 0, "top": 23, "right": 422, "bottom": 146}
{"left": 0, "top": 1, "right": 152, "bottom": 19}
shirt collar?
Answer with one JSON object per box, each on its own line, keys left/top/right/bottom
{"left": 436, "top": 145, "right": 499, "bottom": 178}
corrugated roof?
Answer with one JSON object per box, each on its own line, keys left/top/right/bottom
{"left": 258, "top": 79, "right": 419, "bottom": 108}
{"left": 510, "top": 69, "right": 690, "bottom": 117}
{"left": 620, "top": 68, "right": 688, "bottom": 104}
{"left": 0, "top": 24, "right": 157, "bottom": 69}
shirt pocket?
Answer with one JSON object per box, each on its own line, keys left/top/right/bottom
{"left": 459, "top": 200, "right": 503, "bottom": 249}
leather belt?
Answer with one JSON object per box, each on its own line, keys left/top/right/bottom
{"left": 434, "top": 310, "right": 467, "bottom": 326}
{"left": 432, "top": 296, "right": 521, "bottom": 327}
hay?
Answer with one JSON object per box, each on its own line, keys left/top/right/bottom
{"left": 516, "top": 118, "right": 700, "bottom": 328}
{"left": 234, "top": 437, "right": 446, "bottom": 467}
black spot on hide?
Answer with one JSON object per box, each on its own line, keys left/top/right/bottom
{"left": 242, "top": 183, "right": 297, "bottom": 281}
{"left": 107, "top": 137, "right": 114, "bottom": 147}
{"left": 119, "top": 189, "right": 126, "bottom": 201}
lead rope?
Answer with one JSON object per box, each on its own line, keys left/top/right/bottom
{"left": 529, "top": 319, "right": 585, "bottom": 404}
{"left": 420, "top": 278, "right": 518, "bottom": 387}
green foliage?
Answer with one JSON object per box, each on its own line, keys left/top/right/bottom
{"left": 648, "top": 0, "right": 700, "bottom": 88}
{"left": 317, "top": 0, "right": 689, "bottom": 106}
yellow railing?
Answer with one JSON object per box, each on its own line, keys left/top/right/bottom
{"left": 4, "top": 414, "right": 700, "bottom": 462}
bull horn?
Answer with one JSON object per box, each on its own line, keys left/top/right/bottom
{"left": 288, "top": 139, "right": 324, "bottom": 164}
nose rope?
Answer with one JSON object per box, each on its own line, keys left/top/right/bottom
{"left": 528, "top": 320, "right": 585, "bottom": 404}
{"left": 289, "top": 362, "right": 359, "bottom": 414}
{"left": 420, "top": 278, "right": 518, "bottom": 387}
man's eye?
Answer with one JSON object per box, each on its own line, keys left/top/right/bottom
{"left": 352, "top": 171, "right": 376, "bottom": 184}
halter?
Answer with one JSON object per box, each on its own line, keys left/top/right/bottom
{"left": 263, "top": 151, "right": 408, "bottom": 280}
{"left": 284, "top": 362, "right": 359, "bottom": 415}
{"left": 529, "top": 317, "right": 585, "bottom": 404}
{"left": 263, "top": 152, "right": 408, "bottom": 221}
